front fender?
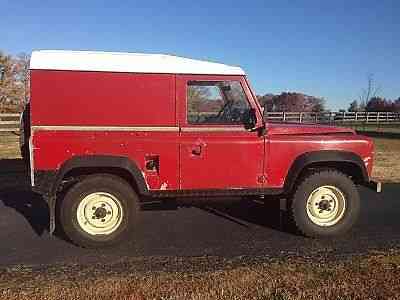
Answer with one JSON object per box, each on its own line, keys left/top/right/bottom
{"left": 283, "top": 150, "right": 369, "bottom": 193}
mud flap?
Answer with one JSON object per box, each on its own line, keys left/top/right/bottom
{"left": 366, "top": 181, "right": 382, "bottom": 193}
{"left": 47, "top": 195, "right": 56, "bottom": 234}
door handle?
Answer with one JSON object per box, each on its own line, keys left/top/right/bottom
{"left": 192, "top": 144, "right": 202, "bottom": 156}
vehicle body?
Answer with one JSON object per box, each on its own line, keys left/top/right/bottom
{"left": 22, "top": 50, "right": 380, "bottom": 247}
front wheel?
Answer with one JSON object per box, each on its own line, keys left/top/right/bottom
{"left": 289, "top": 170, "right": 360, "bottom": 237}
{"left": 58, "top": 174, "right": 139, "bottom": 248}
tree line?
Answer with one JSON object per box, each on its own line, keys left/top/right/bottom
{"left": 346, "top": 74, "right": 400, "bottom": 112}
{"left": 256, "top": 92, "right": 400, "bottom": 113}
{"left": 257, "top": 93, "right": 325, "bottom": 112}
{"left": 258, "top": 74, "right": 399, "bottom": 113}
{"left": 347, "top": 98, "right": 400, "bottom": 112}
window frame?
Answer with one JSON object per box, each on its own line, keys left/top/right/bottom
{"left": 186, "top": 79, "right": 252, "bottom": 126}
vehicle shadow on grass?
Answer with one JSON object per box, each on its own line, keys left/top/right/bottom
{"left": 0, "top": 158, "right": 50, "bottom": 236}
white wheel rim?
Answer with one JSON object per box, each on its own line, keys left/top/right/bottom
{"left": 306, "top": 185, "right": 346, "bottom": 227}
{"left": 77, "top": 192, "right": 123, "bottom": 235}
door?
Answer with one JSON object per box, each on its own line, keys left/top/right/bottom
{"left": 177, "top": 75, "right": 265, "bottom": 190}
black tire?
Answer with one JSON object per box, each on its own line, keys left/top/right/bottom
{"left": 288, "top": 170, "right": 360, "bottom": 237}
{"left": 58, "top": 174, "right": 139, "bottom": 248}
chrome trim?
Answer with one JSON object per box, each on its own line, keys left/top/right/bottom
{"left": 181, "top": 127, "right": 247, "bottom": 132}
{"left": 29, "top": 135, "right": 34, "bottom": 186}
{"left": 31, "top": 125, "right": 180, "bottom": 132}
{"left": 32, "top": 125, "right": 249, "bottom": 133}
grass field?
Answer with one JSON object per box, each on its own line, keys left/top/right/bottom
{"left": 1, "top": 251, "right": 400, "bottom": 300}
{"left": 349, "top": 123, "right": 400, "bottom": 134}
{"left": 0, "top": 134, "right": 20, "bottom": 159}
{"left": 371, "top": 136, "right": 400, "bottom": 183}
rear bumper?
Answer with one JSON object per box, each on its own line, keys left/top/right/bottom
{"left": 365, "top": 180, "right": 382, "bottom": 193}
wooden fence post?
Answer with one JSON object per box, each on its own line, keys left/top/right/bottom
{"left": 377, "top": 112, "right": 380, "bottom": 131}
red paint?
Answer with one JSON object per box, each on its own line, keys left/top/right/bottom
{"left": 176, "top": 75, "right": 264, "bottom": 189}
{"left": 30, "top": 70, "right": 176, "bottom": 126}
{"left": 266, "top": 123, "right": 356, "bottom": 135}
{"left": 31, "top": 70, "right": 179, "bottom": 190}
{"left": 33, "top": 131, "right": 180, "bottom": 190}
{"left": 266, "top": 134, "right": 373, "bottom": 187}
{"left": 30, "top": 69, "right": 374, "bottom": 191}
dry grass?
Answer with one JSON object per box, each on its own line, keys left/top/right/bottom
{"left": 0, "top": 134, "right": 20, "bottom": 159}
{"left": 372, "top": 137, "right": 400, "bottom": 183}
{"left": 0, "top": 252, "right": 400, "bottom": 300}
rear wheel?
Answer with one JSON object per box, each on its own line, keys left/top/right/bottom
{"left": 58, "top": 174, "right": 139, "bottom": 248}
{"left": 289, "top": 170, "right": 360, "bottom": 237}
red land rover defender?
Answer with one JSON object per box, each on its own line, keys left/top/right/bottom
{"left": 21, "top": 50, "right": 380, "bottom": 248}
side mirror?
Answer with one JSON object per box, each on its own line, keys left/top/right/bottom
{"left": 244, "top": 108, "right": 257, "bottom": 130}
{"left": 220, "top": 85, "right": 231, "bottom": 92}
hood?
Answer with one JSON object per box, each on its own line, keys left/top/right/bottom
{"left": 267, "top": 122, "right": 355, "bottom": 136}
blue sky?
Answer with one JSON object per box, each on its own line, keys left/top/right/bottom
{"left": 2, "top": 0, "right": 399, "bottom": 110}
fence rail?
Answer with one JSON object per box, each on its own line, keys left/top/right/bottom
{"left": 0, "top": 113, "right": 20, "bottom": 132}
{"left": 265, "top": 111, "right": 400, "bottom": 124}
{"left": 1, "top": 111, "right": 400, "bottom": 133}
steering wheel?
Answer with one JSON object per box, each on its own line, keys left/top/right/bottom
{"left": 216, "top": 100, "right": 234, "bottom": 122}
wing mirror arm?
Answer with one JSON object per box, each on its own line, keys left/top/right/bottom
{"left": 245, "top": 108, "right": 266, "bottom": 134}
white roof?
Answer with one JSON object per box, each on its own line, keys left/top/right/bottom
{"left": 30, "top": 50, "right": 246, "bottom": 75}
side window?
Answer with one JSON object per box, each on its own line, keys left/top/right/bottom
{"left": 187, "top": 81, "right": 251, "bottom": 125}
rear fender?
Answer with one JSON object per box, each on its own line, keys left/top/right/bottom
{"left": 53, "top": 155, "right": 148, "bottom": 195}
{"left": 34, "top": 155, "right": 147, "bottom": 235}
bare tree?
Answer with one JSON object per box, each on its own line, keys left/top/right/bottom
{"left": 15, "top": 53, "right": 30, "bottom": 102}
{"left": 0, "top": 51, "right": 30, "bottom": 112}
{"left": 358, "top": 73, "right": 380, "bottom": 109}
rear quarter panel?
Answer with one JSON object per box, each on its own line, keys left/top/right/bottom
{"left": 30, "top": 70, "right": 175, "bottom": 126}
{"left": 30, "top": 70, "right": 179, "bottom": 190}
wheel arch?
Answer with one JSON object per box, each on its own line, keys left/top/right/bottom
{"left": 54, "top": 155, "right": 149, "bottom": 196}
{"left": 284, "top": 150, "right": 368, "bottom": 194}
{"left": 42, "top": 155, "right": 147, "bottom": 235}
